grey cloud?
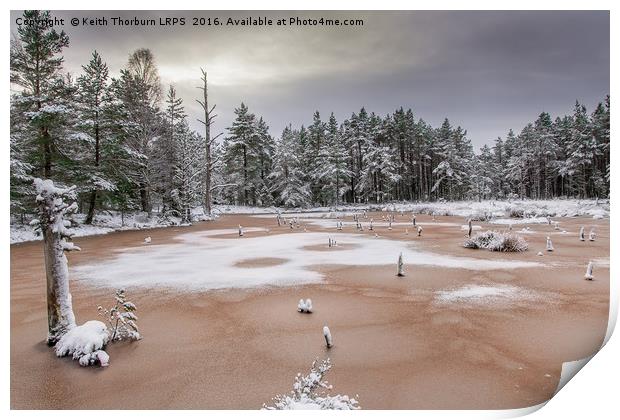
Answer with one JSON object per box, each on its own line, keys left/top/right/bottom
{"left": 10, "top": 10, "right": 609, "bottom": 148}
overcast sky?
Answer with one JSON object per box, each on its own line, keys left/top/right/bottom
{"left": 10, "top": 10, "right": 610, "bottom": 149}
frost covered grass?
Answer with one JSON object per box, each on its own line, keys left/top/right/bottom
{"left": 388, "top": 199, "right": 609, "bottom": 220}
{"left": 72, "top": 229, "right": 540, "bottom": 291}
{"left": 265, "top": 359, "right": 359, "bottom": 410}
{"left": 293, "top": 199, "right": 608, "bottom": 221}
{"left": 464, "top": 231, "right": 528, "bottom": 252}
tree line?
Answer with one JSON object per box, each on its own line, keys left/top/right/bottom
{"left": 10, "top": 10, "right": 610, "bottom": 224}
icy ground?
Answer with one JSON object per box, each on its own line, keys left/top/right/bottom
{"left": 72, "top": 228, "right": 540, "bottom": 291}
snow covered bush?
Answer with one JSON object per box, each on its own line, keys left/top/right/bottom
{"left": 54, "top": 320, "right": 110, "bottom": 367}
{"left": 264, "top": 359, "right": 360, "bottom": 410}
{"left": 464, "top": 230, "right": 528, "bottom": 252}
{"left": 98, "top": 289, "right": 141, "bottom": 341}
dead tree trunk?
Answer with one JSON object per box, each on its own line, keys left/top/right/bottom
{"left": 34, "top": 179, "right": 80, "bottom": 345}
{"left": 197, "top": 69, "right": 222, "bottom": 217}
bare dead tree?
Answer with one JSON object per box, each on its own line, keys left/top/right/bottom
{"left": 196, "top": 68, "right": 223, "bottom": 216}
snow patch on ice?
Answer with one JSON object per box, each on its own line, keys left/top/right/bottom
{"left": 73, "top": 229, "right": 541, "bottom": 291}
{"left": 490, "top": 217, "right": 549, "bottom": 225}
{"left": 434, "top": 284, "right": 551, "bottom": 307}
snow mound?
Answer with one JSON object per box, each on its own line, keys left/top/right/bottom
{"left": 54, "top": 320, "right": 110, "bottom": 367}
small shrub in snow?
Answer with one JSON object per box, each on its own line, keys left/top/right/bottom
{"left": 54, "top": 320, "right": 110, "bottom": 367}
{"left": 507, "top": 207, "right": 525, "bottom": 218}
{"left": 464, "top": 231, "right": 528, "bottom": 252}
{"left": 98, "top": 289, "right": 141, "bottom": 341}
{"left": 264, "top": 359, "right": 360, "bottom": 410}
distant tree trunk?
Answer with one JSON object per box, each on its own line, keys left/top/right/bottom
{"left": 85, "top": 119, "right": 100, "bottom": 224}
{"left": 243, "top": 144, "right": 248, "bottom": 205}
{"left": 197, "top": 69, "right": 220, "bottom": 216}
{"left": 140, "top": 184, "right": 151, "bottom": 213}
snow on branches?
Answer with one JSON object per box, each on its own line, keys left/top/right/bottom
{"left": 98, "top": 289, "right": 141, "bottom": 341}
{"left": 464, "top": 230, "right": 528, "bottom": 252}
{"left": 264, "top": 358, "right": 360, "bottom": 410}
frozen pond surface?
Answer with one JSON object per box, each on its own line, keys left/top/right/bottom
{"left": 72, "top": 228, "right": 541, "bottom": 291}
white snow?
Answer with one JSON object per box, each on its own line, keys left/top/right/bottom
{"left": 489, "top": 217, "right": 549, "bottom": 225}
{"left": 11, "top": 199, "right": 608, "bottom": 245}
{"left": 54, "top": 320, "right": 110, "bottom": 366}
{"left": 72, "top": 228, "right": 541, "bottom": 292}
{"left": 265, "top": 359, "right": 359, "bottom": 410}
{"left": 434, "top": 284, "right": 551, "bottom": 307}
{"left": 298, "top": 298, "right": 313, "bottom": 313}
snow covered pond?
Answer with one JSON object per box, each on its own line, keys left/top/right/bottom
{"left": 72, "top": 228, "right": 541, "bottom": 291}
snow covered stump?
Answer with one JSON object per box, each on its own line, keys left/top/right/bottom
{"left": 397, "top": 252, "right": 405, "bottom": 277}
{"left": 579, "top": 226, "right": 585, "bottom": 241}
{"left": 546, "top": 237, "right": 554, "bottom": 252}
{"left": 298, "top": 299, "right": 313, "bottom": 313}
{"left": 589, "top": 229, "right": 596, "bottom": 241}
{"left": 32, "top": 179, "right": 112, "bottom": 367}
{"left": 467, "top": 219, "right": 473, "bottom": 238}
{"left": 32, "top": 179, "right": 80, "bottom": 345}
{"left": 585, "top": 261, "right": 594, "bottom": 280}
{"left": 417, "top": 226, "right": 423, "bottom": 237}
{"left": 323, "top": 326, "right": 333, "bottom": 348}
{"left": 239, "top": 224, "right": 244, "bottom": 237}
